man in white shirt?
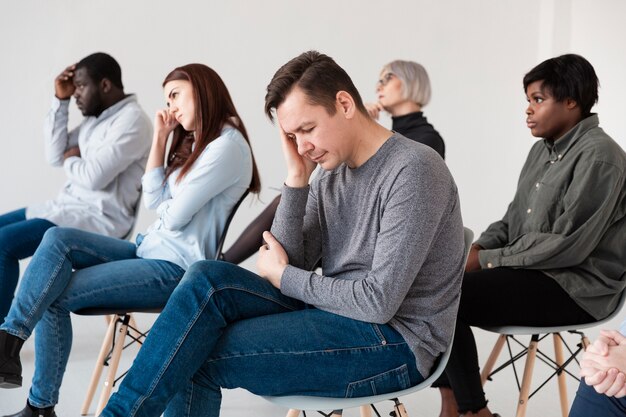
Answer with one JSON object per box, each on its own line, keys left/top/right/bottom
{"left": 0, "top": 52, "right": 152, "bottom": 321}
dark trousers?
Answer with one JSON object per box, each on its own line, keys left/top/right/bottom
{"left": 570, "top": 378, "right": 626, "bottom": 416}
{"left": 433, "top": 268, "right": 595, "bottom": 413}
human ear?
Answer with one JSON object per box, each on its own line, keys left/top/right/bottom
{"left": 101, "top": 78, "right": 112, "bottom": 94}
{"left": 336, "top": 91, "right": 356, "bottom": 119}
{"left": 565, "top": 98, "right": 578, "bottom": 110}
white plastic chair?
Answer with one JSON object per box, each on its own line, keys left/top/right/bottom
{"left": 478, "top": 288, "right": 626, "bottom": 417}
{"left": 262, "top": 227, "right": 474, "bottom": 417}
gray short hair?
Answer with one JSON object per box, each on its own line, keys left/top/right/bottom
{"left": 381, "top": 60, "right": 431, "bottom": 107}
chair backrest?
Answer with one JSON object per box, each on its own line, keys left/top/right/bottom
{"left": 463, "top": 227, "right": 474, "bottom": 263}
{"left": 121, "top": 190, "right": 144, "bottom": 241}
{"left": 214, "top": 190, "right": 249, "bottom": 260}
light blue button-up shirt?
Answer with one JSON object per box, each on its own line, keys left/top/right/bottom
{"left": 27, "top": 95, "right": 152, "bottom": 238}
{"left": 136, "top": 126, "right": 252, "bottom": 270}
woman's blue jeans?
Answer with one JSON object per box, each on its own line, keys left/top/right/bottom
{"left": 569, "top": 378, "right": 626, "bottom": 416}
{"left": 0, "top": 227, "right": 185, "bottom": 408}
{"left": 0, "top": 208, "right": 56, "bottom": 320}
{"left": 101, "top": 260, "right": 424, "bottom": 417}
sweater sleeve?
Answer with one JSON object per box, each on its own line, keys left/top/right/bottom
{"left": 270, "top": 179, "right": 322, "bottom": 270}
{"left": 280, "top": 156, "right": 455, "bottom": 323}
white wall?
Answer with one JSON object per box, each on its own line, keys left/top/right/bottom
{"left": 0, "top": 0, "right": 624, "bottom": 274}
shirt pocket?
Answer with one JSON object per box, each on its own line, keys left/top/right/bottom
{"left": 526, "top": 181, "right": 565, "bottom": 232}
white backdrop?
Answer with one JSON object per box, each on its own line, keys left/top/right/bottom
{"left": 1, "top": 1, "right": 626, "bottom": 414}
{"left": 0, "top": 0, "right": 624, "bottom": 271}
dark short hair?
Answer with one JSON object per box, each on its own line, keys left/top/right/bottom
{"left": 76, "top": 52, "right": 124, "bottom": 90}
{"left": 523, "top": 54, "right": 599, "bottom": 117}
{"left": 264, "top": 50, "right": 367, "bottom": 121}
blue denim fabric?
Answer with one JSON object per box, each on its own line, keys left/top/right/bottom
{"left": 569, "top": 379, "right": 626, "bottom": 417}
{"left": 0, "top": 227, "right": 185, "bottom": 408}
{"left": 102, "top": 261, "right": 424, "bottom": 417}
{"left": 0, "top": 208, "right": 56, "bottom": 320}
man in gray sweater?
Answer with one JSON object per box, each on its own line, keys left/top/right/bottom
{"left": 98, "top": 51, "right": 465, "bottom": 417}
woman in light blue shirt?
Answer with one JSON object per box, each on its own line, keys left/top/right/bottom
{"left": 0, "top": 63, "right": 260, "bottom": 417}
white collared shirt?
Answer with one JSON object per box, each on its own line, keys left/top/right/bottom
{"left": 27, "top": 95, "right": 152, "bottom": 237}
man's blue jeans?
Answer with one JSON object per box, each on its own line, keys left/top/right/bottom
{"left": 0, "top": 208, "right": 56, "bottom": 321}
{"left": 570, "top": 378, "right": 626, "bottom": 416}
{"left": 102, "top": 260, "right": 424, "bottom": 417}
{"left": 0, "top": 227, "right": 185, "bottom": 408}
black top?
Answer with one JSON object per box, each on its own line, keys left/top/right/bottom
{"left": 392, "top": 111, "right": 445, "bottom": 159}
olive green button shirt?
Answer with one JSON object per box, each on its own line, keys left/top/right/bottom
{"left": 477, "top": 114, "right": 626, "bottom": 320}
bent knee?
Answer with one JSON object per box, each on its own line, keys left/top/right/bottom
{"left": 183, "top": 260, "right": 239, "bottom": 288}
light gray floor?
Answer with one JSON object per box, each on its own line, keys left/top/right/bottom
{"left": 1, "top": 308, "right": 622, "bottom": 416}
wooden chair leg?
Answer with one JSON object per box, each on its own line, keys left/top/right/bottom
{"left": 393, "top": 400, "right": 409, "bottom": 417}
{"left": 81, "top": 315, "right": 118, "bottom": 415}
{"left": 285, "top": 409, "right": 301, "bottom": 417}
{"left": 515, "top": 335, "right": 539, "bottom": 417}
{"left": 360, "top": 405, "right": 372, "bottom": 417}
{"left": 481, "top": 334, "right": 507, "bottom": 385}
{"left": 95, "top": 315, "right": 130, "bottom": 416}
{"left": 553, "top": 333, "right": 569, "bottom": 417}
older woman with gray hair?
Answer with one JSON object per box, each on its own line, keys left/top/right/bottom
{"left": 366, "top": 60, "right": 445, "bottom": 158}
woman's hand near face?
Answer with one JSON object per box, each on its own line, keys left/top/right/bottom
{"left": 279, "top": 127, "right": 317, "bottom": 188}
{"left": 154, "top": 109, "right": 179, "bottom": 142}
{"left": 365, "top": 102, "right": 384, "bottom": 120}
{"left": 146, "top": 109, "right": 179, "bottom": 172}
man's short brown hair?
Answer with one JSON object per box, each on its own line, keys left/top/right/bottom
{"left": 264, "top": 51, "right": 368, "bottom": 122}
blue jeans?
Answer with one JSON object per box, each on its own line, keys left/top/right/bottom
{"left": 101, "top": 261, "right": 424, "bottom": 417}
{"left": 0, "top": 208, "right": 56, "bottom": 321}
{"left": 569, "top": 378, "right": 626, "bottom": 416}
{"left": 0, "top": 227, "right": 185, "bottom": 408}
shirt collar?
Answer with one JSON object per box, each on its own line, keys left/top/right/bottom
{"left": 95, "top": 94, "right": 136, "bottom": 120}
{"left": 542, "top": 114, "right": 599, "bottom": 160}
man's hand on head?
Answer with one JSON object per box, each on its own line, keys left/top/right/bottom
{"left": 279, "top": 127, "right": 316, "bottom": 188}
{"left": 55, "top": 64, "right": 77, "bottom": 100}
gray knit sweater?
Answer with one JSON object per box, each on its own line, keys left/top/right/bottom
{"left": 272, "top": 133, "right": 465, "bottom": 376}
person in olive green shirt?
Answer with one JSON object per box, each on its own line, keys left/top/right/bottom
{"left": 434, "top": 54, "right": 626, "bottom": 417}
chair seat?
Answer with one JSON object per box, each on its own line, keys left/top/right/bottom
{"left": 263, "top": 360, "right": 445, "bottom": 411}
{"left": 478, "top": 319, "right": 611, "bottom": 336}
{"left": 479, "top": 296, "right": 623, "bottom": 336}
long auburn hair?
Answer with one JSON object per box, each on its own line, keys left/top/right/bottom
{"left": 163, "top": 64, "right": 260, "bottom": 194}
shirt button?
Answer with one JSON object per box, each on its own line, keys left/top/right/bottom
{"left": 550, "top": 160, "right": 555, "bottom": 164}
{"left": 527, "top": 208, "right": 532, "bottom": 213}
{"left": 535, "top": 183, "right": 540, "bottom": 188}
{"left": 558, "top": 154, "right": 562, "bottom": 159}
{"left": 487, "top": 262, "right": 493, "bottom": 269}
